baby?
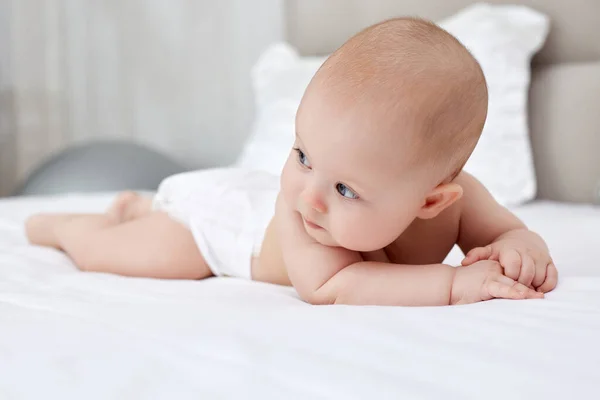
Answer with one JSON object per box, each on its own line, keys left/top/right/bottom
{"left": 26, "top": 18, "right": 557, "bottom": 306}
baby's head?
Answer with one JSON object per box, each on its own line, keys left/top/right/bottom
{"left": 280, "top": 17, "right": 488, "bottom": 251}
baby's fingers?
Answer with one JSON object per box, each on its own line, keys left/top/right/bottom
{"left": 537, "top": 263, "right": 558, "bottom": 293}
{"left": 499, "top": 249, "right": 521, "bottom": 280}
{"left": 462, "top": 246, "right": 493, "bottom": 266}
{"left": 487, "top": 275, "right": 544, "bottom": 301}
{"left": 532, "top": 258, "right": 550, "bottom": 288}
{"left": 518, "top": 253, "right": 536, "bottom": 287}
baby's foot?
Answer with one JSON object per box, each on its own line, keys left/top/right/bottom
{"left": 107, "top": 191, "right": 143, "bottom": 223}
{"left": 25, "top": 214, "right": 75, "bottom": 248}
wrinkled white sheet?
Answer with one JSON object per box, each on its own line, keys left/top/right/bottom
{"left": 0, "top": 193, "right": 599, "bottom": 399}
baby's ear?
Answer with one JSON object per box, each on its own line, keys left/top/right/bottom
{"left": 416, "top": 183, "right": 463, "bottom": 220}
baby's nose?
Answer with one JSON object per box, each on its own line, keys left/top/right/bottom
{"left": 302, "top": 189, "right": 327, "bottom": 213}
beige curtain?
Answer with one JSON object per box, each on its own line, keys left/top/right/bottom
{"left": 0, "top": 0, "right": 283, "bottom": 196}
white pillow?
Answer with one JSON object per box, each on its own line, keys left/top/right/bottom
{"left": 236, "top": 3, "right": 550, "bottom": 206}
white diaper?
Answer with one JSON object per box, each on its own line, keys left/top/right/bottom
{"left": 152, "top": 168, "right": 280, "bottom": 279}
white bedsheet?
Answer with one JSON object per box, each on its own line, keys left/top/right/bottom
{"left": 0, "top": 193, "right": 599, "bottom": 399}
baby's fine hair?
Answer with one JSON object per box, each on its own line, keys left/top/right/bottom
{"left": 316, "top": 17, "right": 489, "bottom": 182}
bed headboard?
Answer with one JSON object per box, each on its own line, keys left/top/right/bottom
{"left": 285, "top": 0, "right": 600, "bottom": 204}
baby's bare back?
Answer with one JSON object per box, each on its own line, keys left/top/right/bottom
{"left": 253, "top": 194, "right": 462, "bottom": 286}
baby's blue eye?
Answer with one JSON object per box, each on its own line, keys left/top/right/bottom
{"left": 336, "top": 183, "right": 358, "bottom": 199}
{"left": 295, "top": 148, "right": 311, "bottom": 168}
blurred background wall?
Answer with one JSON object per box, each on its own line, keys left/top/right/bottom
{"left": 0, "top": 0, "right": 284, "bottom": 196}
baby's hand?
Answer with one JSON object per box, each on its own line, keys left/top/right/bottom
{"left": 451, "top": 260, "right": 544, "bottom": 305}
{"left": 462, "top": 238, "right": 557, "bottom": 293}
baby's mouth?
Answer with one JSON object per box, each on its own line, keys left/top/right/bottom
{"left": 303, "top": 216, "right": 324, "bottom": 230}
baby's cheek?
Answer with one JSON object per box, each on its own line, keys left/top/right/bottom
{"left": 332, "top": 212, "right": 388, "bottom": 252}
{"left": 280, "top": 160, "right": 301, "bottom": 206}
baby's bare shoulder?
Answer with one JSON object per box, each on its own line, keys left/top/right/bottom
{"left": 453, "top": 170, "right": 507, "bottom": 218}
{"left": 454, "top": 170, "right": 483, "bottom": 193}
{"left": 453, "top": 171, "right": 526, "bottom": 253}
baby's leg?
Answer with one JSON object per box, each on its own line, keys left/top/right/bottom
{"left": 27, "top": 212, "right": 212, "bottom": 280}
{"left": 26, "top": 213, "right": 105, "bottom": 249}
{"left": 26, "top": 191, "right": 152, "bottom": 248}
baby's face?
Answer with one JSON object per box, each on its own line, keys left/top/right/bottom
{"left": 280, "top": 85, "right": 429, "bottom": 252}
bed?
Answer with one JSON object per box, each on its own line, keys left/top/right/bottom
{"left": 1, "top": 195, "right": 600, "bottom": 398}
{"left": 2, "top": 0, "right": 600, "bottom": 399}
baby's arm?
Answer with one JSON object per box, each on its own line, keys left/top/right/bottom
{"left": 456, "top": 173, "right": 557, "bottom": 292}
{"left": 276, "top": 195, "right": 540, "bottom": 306}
